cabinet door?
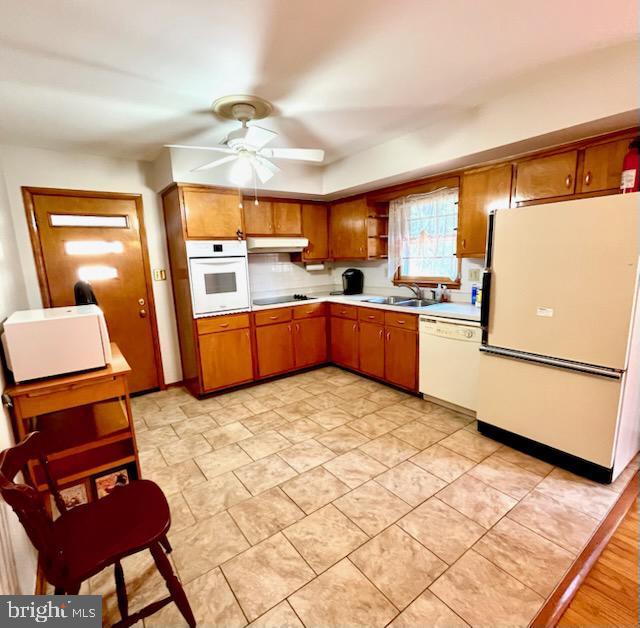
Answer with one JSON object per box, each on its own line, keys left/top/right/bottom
{"left": 200, "top": 329, "right": 253, "bottom": 391}
{"left": 273, "top": 202, "right": 302, "bottom": 235}
{"left": 329, "top": 198, "right": 368, "bottom": 259}
{"left": 514, "top": 151, "right": 578, "bottom": 203}
{"left": 385, "top": 327, "right": 417, "bottom": 390}
{"left": 243, "top": 201, "right": 273, "bottom": 235}
{"left": 330, "top": 317, "right": 359, "bottom": 369}
{"left": 294, "top": 317, "right": 327, "bottom": 368}
{"left": 458, "top": 164, "right": 512, "bottom": 257}
{"left": 255, "top": 322, "right": 294, "bottom": 377}
{"left": 301, "top": 203, "right": 329, "bottom": 261}
{"left": 358, "top": 322, "right": 385, "bottom": 378}
{"left": 580, "top": 139, "right": 630, "bottom": 193}
{"left": 182, "top": 189, "right": 243, "bottom": 238}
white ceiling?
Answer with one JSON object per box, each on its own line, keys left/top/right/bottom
{"left": 0, "top": 0, "right": 636, "bottom": 164}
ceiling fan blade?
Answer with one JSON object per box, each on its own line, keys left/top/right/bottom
{"left": 192, "top": 155, "right": 238, "bottom": 172}
{"left": 253, "top": 156, "right": 280, "bottom": 183}
{"left": 244, "top": 125, "right": 277, "bottom": 150}
{"left": 259, "top": 147, "right": 324, "bottom": 162}
{"left": 165, "top": 144, "right": 236, "bottom": 154}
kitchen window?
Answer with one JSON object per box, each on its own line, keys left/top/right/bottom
{"left": 388, "top": 187, "right": 460, "bottom": 286}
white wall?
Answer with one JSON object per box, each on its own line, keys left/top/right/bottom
{"left": 0, "top": 145, "right": 182, "bottom": 384}
{"left": 0, "top": 166, "right": 37, "bottom": 595}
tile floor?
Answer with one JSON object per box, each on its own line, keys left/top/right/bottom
{"left": 95, "top": 366, "right": 637, "bottom": 627}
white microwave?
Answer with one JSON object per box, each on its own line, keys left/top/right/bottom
{"left": 1, "top": 305, "right": 112, "bottom": 383}
{"left": 186, "top": 240, "right": 251, "bottom": 317}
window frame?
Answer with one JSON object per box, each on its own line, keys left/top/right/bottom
{"left": 389, "top": 188, "right": 461, "bottom": 288}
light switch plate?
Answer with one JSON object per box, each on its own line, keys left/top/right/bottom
{"left": 468, "top": 268, "right": 481, "bottom": 282}
{"left": 153, "top": 269, "right": 167, "bottom": 281}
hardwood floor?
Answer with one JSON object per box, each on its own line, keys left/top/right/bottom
{"left": 558, "top": 498, "right": 638, "bottom": 627}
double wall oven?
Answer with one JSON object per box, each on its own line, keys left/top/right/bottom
{"left": 186, "top": 240, "right": 250, "bottom": 317}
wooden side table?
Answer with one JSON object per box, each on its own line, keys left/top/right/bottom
{"left": 3, "top": 343, "right": 141, "bottom": 511}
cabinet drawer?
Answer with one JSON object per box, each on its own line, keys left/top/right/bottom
{"left": 254, "top": 307, "right": 293, "bottom": 326}
{"left": 358, "top": 307, "right": 385, "bottom": 325}
{"left": 329, "top": 303, "right": 358, "bottom": 320}
{"left": 384, "top": 311, "right": 418, "bottom": 331}
{"left": 197, "top": 313, "right": 250, "bottom": 334}
{"left": 293, "top": 302, "right": 327, "bottom": 319}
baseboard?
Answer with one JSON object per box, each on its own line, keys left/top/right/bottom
{"left": 477, "top": 421, "right": 613, "bottom": 484}
{"left": 531, "top": 472, "right": 638, "bottom": 627}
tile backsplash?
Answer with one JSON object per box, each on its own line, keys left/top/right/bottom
{"left": 248, "top": 254, "right": 485, "bottom": 304}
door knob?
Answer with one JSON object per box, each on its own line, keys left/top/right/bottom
{"left": 139, "top": 309, "right": 147, "bottom": 318}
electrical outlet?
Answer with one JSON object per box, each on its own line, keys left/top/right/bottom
{"left": 468, "top": 268, "right": 481, "bottom": 282}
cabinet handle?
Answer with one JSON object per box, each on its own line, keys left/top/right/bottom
{"left": 461, "top": 239, "right": 466, "bottom": 249}
{"left": 396, "top": 319, "right": 406, "bottom": 325}
{"left": 386, "top": 331, "right": 391, "bottom": 341}
{"left": 367, "top": 315, "right": 375, "bottom": 319}
{"left": 378, "top": 329, "right": 383, "bottom": 339}
{"left": 352, "top": 323, "right": 357, "bottom": 332}
{"left": 218, "top": 323, "right": 229, "bottom": 328}
{"left": 584, "top": 171, "right": 592, "bottom": 186}
{"left": 565, "top": 174, "right": 573, "bottom": 189}
{"left": 295, "top": 323, "right": 300, "bottom": 332}
{"left": 359, "top": 246, "right": 364, "bottom": 254}
{"left": 269, "top": 315, "right": 278, "bottom": 320}
{"left": 287, "top": 324, "right": 292, "bottom": 333}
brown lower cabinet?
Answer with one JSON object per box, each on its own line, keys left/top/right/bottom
{"left": 384, "top": 326, "right": 418, "bottom": 390}
{"left": 358, "top": 321, "right": 385, "bottom": 378}
{"left": 330, "top": 311, "right": 418, "bottom": 391}
{"left": 330, "top": 317, "right": 359, "bottom": 369}
{"left": 199, "top": 328, "right": 253, "bottom": 391}
{"left": 294, "top": 317, "right": 328, "bottom": 368}
{"left": 255, "top": 321, "right": 295, "bottom": 377}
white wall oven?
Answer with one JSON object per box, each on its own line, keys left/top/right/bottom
{"left": 186, "top": 240, "right": 250, "bottom": 317}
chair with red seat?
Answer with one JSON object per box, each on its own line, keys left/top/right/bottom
{"left": 0, "top": 431, "right": 196, "bottom": 627}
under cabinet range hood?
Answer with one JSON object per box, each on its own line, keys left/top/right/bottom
{"left": 246, "top": 236, "right": 309, "bottom": 253}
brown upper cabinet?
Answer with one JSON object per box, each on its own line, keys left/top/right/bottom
{"left": 243, "top": 200, "right": 273, "bottom": 234}
{"left": 458, "top": 164, "right": 512, "bottom": 257}
{"left": 273, "top": 201, "right": 302, "bottom": 234}
{"left": 181, "top": 186, "right": 243, "bottom": 239}
{"left": 243, "top": 200, "right": 302, "bottom": 236}
{"left": 579, "top": 138, "right": 630, "bottom": 193}
{"left": 299, "top": 203, "right": 329, "bottom": 261}
{"left": 513, "top": 151, "right": 578, "bottom": 203}
{"left": 330, "top": 197, "right": 368, "bottom": 259}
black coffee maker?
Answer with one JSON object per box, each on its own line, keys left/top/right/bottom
{"left": 342, "top": 268, "right": 364, "bottom": 295}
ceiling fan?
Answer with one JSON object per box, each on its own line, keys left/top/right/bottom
{"left": 166, "top": 95, "right": 324, "bottom": 186}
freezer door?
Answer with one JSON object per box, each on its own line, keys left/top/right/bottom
{"left": 477, "top": 352, "right": 621, "bottom": 468}
{"left": 487, "top": 194, "right": 638, "bottom": 370}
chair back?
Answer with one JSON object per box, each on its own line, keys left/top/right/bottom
{"left": 0, "top": 432, "right": 66, "bottom": 582}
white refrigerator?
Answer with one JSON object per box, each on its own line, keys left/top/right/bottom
{"left": 477, "top": 193, "right": 639, "bottom": 483}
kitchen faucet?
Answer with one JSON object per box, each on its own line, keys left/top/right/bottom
{"left": 407, "top": 283, "right": 424, "bottom": 300}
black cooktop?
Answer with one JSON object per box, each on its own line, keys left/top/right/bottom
{"left": 253, "top": 294, "right": 316, "bottom": 306}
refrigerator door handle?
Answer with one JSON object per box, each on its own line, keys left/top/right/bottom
{"left": 479, "top": 345, "right": 624, "bottom": 380}
{"left": 480, "top": 269, "right": 492, "bottom": 341}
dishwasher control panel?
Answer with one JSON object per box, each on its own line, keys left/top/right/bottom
{"left": 420, "top": 317, "right": 482, "bottom": 342}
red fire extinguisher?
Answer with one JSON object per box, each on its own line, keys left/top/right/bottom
{"left": 620, "top": 138, "right": 640, "bottom": 193}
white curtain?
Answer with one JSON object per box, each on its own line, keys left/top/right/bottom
{"left": 387, "top": 187, "right": 459, "bottom": 281}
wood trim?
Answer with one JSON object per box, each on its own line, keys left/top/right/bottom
{"left": 21, "top": 186, "right": 166, "bottom": 391}
{"left": 531, "top": 471, "right": 639, "bottom": 628}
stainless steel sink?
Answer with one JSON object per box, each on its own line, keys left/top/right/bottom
{"left": 363, "top": 296, "right": 411, "bottom": 305}
{"left": 395, "top": 298, "right": 439, "bottom": 307}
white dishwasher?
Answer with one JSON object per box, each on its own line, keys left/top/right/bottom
{"left": 419, "top": 315, "right": 481, "bottom": 413}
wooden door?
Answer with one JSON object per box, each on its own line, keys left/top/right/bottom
{"left": 385, "top": 327, "right": 417, "bottom": 390}
{"left": 580, "top": 139, "right": 630, "bottom": 193}
{"left": 358, "top": 322, "right": 385, "bottom": 378}
{"left": 243, "top": 201, "right": 273, "bottom": 235}
{"left": 200, "top": 329, "right": 253, "bottom": 391}
{"left": 255, "top": 322, "right": 294, "bottom": 377}
{"left": 294, "top": 317, "right": 327, "bottom": 368}
{"left": 300, "top": 204, "right": 329, "bottom": 261}
{"left": 181, "top": 187, "right": 243, "bottom": 238}
{"left": 514, "top": 151, "right": 578, "bottom": 203}
{"left": 329, "top": 198, "right": 368, "bottom": 259}
{"left": 458, "top": 164, "right": 512, "bottom": 257}
{"left": 330, "top": 317, "right": 359, "bottom": 369}
{"left": 273, "top": 202, "right": 302, "bottom": 235}
{"left": 24, "top": 188, "right": 163, "bottom": 393}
